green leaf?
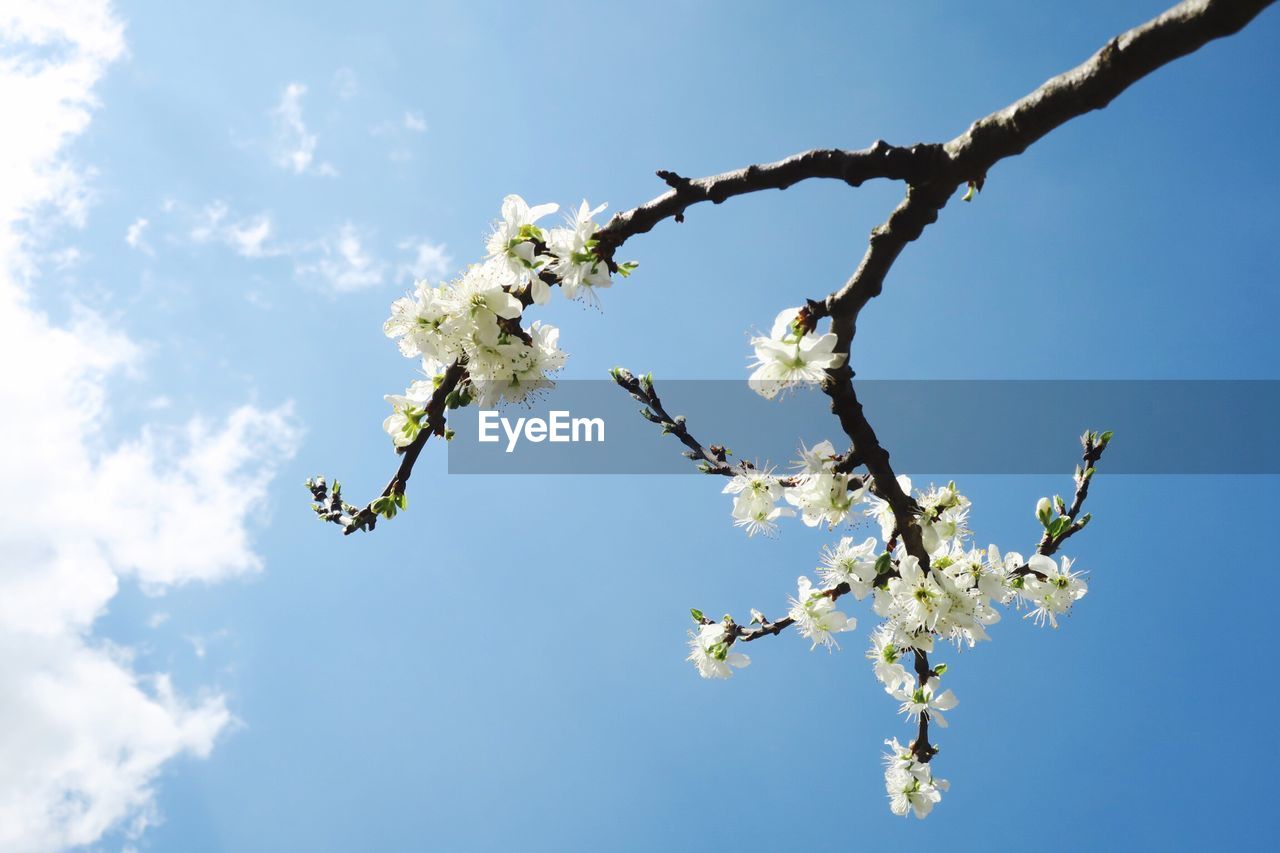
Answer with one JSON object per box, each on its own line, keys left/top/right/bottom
{"left": 371, "top": 495, "right": 398, "bottom": 520}
{"left": 690, "top": 608, "right": 705, "bottom": 623}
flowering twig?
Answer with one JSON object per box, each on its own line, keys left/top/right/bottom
{"left": 610, "top": 366, "right": 863, "bottom": 483}
{"left": 1038, "top": 431, "right": 1111, "bottom": 556}
{"left": 310, "top": 360, "right": 467, "bottom": 534}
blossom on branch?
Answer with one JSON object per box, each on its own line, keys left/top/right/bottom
{"left": 747, "top": 307, "right": 844, "bottom": 399}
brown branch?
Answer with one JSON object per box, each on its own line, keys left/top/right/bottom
{"left": 596, "top": 0, "right": 1272, "bottom": 268}
{"left": 1010, "top": 430, "right": 1112, "bottom": 575}
{"left": 703, "top": 582, "right": 852, "bottom": 647}
{"left": 611, "top": 367, "right": 864, "bottom": 483}
{"left": 592, "top": 143, "right": 947, "bottom": 258}
{"left": 942, "top": 0, "right": 1275, "bottom": 178}
{"left": 910, "top": 648, "right": 938, "bottom": 763}
{"left": 822, "top": 366, "right": 931, "bottom": 566}
{"left": 312, "top": 360, "right": 467, "bottom": 534}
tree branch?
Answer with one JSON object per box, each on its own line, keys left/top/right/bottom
{"left": 593, "top": 143, "right": 947, "bottom": 258}
{"left": 316, "top": 0, "right": 1271, "bottom": 536}
{"left": 611, "top": 367, "right": 864, "bottom": 483}
{"left": 595, "top": 0, "right": 1272, "bottom": 274}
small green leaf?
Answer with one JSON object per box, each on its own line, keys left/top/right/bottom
{"left": 690, "top": 608, "right": 705, "bottom": 623}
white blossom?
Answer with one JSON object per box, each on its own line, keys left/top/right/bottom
{"left": 382, "top": 379, "right": 434, "bottom": 448}
{"left": 486, "top": 194, "right": 558, "bottom": 301}
{"left": 468, "top": 320, "right": 567, "bottom": 407}
{"left": 787, "top": 576, "right": 856, "bottom": 650}
{"left": 816, "top": 536, "right": 879, "bottom": 599}
{"left": 747, "top": 307, "right": 845, "bottom": 399}
{"left": 723, "top": 468, "right": 794, "bottom": 537}
{"left": 867, "top": 625, "right": 913, "bottom": 694}
{"left": 686, "top": 622, "right": 750, "bottom": 679}
{"left": 883, "top": 739, "right": 949, "bottom": 819}
{"left": 893, "top": 676, "right": 958, "bottom": 728}
{"left": 384, "top": 280, "right": 461, "bottom": 363}
{"left": 882, "top": 555, "right": 945, "bottom": 633}
{"left": 1019, "top": 553, "right": 1088, "bottom": 627}
{"left": 547, "top": 200, "right": 612, "bottom": 302}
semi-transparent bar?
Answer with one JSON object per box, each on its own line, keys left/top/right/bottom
{"left": 446, "top": 380, "right": 1280, "bottom": 474}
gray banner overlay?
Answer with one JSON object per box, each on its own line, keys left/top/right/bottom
{"left": 446, "top": 380, "right": 1280, "bottom": 474}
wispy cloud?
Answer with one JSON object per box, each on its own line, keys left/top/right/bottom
{"left": 403, "top": 110, "right": 427, "bottom": 133}
{"left": 133, "top": 185, "right": 459, "bottom": 298}
{"left": 187, "top": 200, "right": 279, "bottom": 258}
{"left": 295, "top": 222, "right": 386, "bottom": 292}
{"left": 0, "top": 4, "right": 300, "bottom": 849}
{"left": 125, "top": 216, "right": 151, "bottom": 254}
{"left": 130, "top": 198, "right": 414, "bottom": 295}
{"left": 370, "top": 109, "right": 429, "bottom": 162}
{"left": 269, "top": 82, "right": 336, "bottom": 176}
{"left": 397, "top": 237, "right": 451, "bottom": 283}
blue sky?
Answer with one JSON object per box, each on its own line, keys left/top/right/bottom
{"left": 2, "top": 1, "right": 1278, "bottom": 850}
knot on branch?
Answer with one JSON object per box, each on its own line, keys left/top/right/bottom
{"left": 656, "top": 169, "right": 693, "bottom": 189}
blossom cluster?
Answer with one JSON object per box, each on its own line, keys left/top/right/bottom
{"left": 380, "top": 195, "right": 632, "bottom": 447}
{"left": 688, "top": 318, "right": 1102, "bottom": 818}
{"left": 690, "top": 465, "right": 1090, "bottom": 816}
{"left": 720, "top": 439, "right": 865, "bottom": 537}
{"left": 883, "top": 738, "right": 950, "bottom": 819}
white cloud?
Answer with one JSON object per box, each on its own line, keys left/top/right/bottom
{"left": 124, "top": 216, "right": 151, "bottom": 254}
{"left": 0, "top": 3, "right": 300, "bottom": 849}
{"left": 151, "top": 199, "right": 427, "bottom": 297}
{"left": 295, "top": 222, "right": 386, "bottom": 292}
{"left": 0, "top": 0, "right": 125, "bottom": 273}
{"left": 396, "top": 237, "right": 451, "bottom": 283}
{"left": 269, "top": 82, "right": 336, "bottom": 176}
{"left": 188, "top": 200, "right": 279, "bottom": 258}
{"left": 403, "top": 110, "right": 426, "bottom": 133}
